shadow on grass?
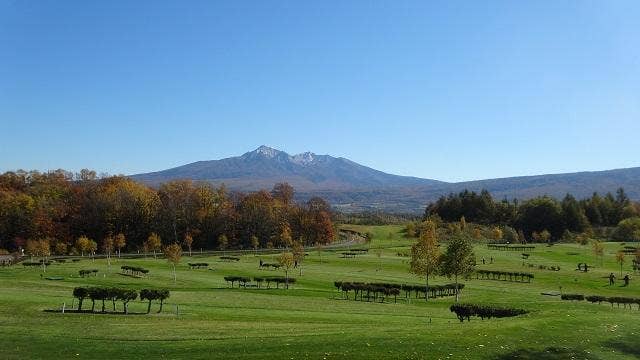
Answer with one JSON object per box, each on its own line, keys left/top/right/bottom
{"left": 495, "top": 347, "right": 600, "bottom": 360}
{"left": 603, "top": 335, "right": 640, "bottom": 357}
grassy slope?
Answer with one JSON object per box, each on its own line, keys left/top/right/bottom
{"left": 0, "top": 225, "right": 638, "bottom": 359}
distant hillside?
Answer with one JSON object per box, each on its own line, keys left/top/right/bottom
{"left": 131, "top": 146, "right": 640, "bottom": 213}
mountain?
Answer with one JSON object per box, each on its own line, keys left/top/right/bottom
{"left": 131, "top": 146, "right": 640, "bottom": 213}
{"left": 131, "top": 145, "right": 444, "bottom": 191}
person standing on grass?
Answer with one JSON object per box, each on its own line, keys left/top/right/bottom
{"left": 623, "top": 274, "right": 630, "bottom": 287}
{"left": 609, "top": 273, "right": 616, "bottom": 285}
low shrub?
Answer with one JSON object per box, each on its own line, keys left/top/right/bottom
{"left": 220, "top": 256, "right": 240, "bottom": 262}
{"left": 79, "top": 269, "right": 98, "bottom": 277}
{"left": 560, "top": 294, "right": 584, "bottom": 301}
{"left": 450, "top": 303, "right": 528, "bottom": 322}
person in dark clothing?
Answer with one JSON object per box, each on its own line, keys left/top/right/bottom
{"left": 623, "top": 274, "right": 630, "bottom": 287}
{"left": 609, "top": 273, "right": 616, "bottom": 285}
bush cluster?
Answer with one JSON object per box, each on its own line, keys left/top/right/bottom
{"left": 475, "top": 270, "right": 534, "bottom": 282}
{"left": 259, "top": 262, "right": 281, "bottom": 270}
{"left": 120, "top": 265, "right": 149, "bottom": 277}
{"left": 449, "top": 303, "right": 528, "bottom": 322}
{"left": 560, "top": 294, "right": 640, "bottom": 309}
{"left": 188, "top": 263, "right": 209, "bottom": 269}
{"left": 525, "top": 263, "right": 560, "bottom": 271}
{"left": 78, "top": 269, "right": 98, "bottom": 277}
{"left": 487, "top": 244, "right": 535, "bottom": 251}
{"left": 220, "top": 256, "right": 240, "bottom": 262}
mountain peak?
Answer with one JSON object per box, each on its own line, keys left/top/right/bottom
{"left": 291, "top": 151, "right": 316, "bottom": 165}
{"left": 249, "top": 145, "right": 285, "bottom": 158}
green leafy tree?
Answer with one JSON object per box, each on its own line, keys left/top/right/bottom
{"left": 440, "top": 235, "right": 475, "bottom": 302}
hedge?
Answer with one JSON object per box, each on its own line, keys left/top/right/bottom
{"left": 334, "top": 281, "right": 461, "bottom": 302}
{"left": 450, "top": 303, "right": 528, "bottom": 322}
{"left": 120, "top": 265, "right": 149, "bottom": 277}
{"left": 188, "top": 263, "right": 209, "bottom": 269}
{"left": 220, "top": 256, "right": 240, "bottom": 262}
{"left": 487, "top": 244, "right": 535, "bottom": 251}
{"left": 475, "top": 270, "right": 534, "bottom": 282}
{"left": 79, "top": 269, "right": 98, "bottom": 277}
{"left": 224, "top": 276, "right": 296, "bottom": 289}
{"left": 560, "top": 294, "right": 640, "bottom": 309}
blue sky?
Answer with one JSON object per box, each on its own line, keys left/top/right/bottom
{"left": 1, "top": 1, "right": 639, "bottom": 182}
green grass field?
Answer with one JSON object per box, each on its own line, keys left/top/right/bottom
{"left": 1, "top": 225, "right": 639, "bottom": 359}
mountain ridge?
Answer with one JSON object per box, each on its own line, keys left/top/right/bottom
{"left": 130, "top": 146, "right": 640, "bottom": 213}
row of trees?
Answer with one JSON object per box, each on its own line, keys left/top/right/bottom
{"left": 425, "top": 189, "right": 639, "bottom": 239}
{"left": 0, "top": 170, "right": 335, "bottom": 253}
{"left": 449, "top": 303, "right": 528, "bottom": 322}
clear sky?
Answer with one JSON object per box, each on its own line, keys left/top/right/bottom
{"left": 1, "top": 1, "right": 639, "bottom": 182}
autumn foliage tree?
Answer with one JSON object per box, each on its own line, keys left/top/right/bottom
{"left": 410, "top": 220, "right": 441, "bottom": 301}
{"left": 164, "top": 243, "right": 182, "bottom": 283}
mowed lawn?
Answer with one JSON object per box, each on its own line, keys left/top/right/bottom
{"left": 1, "top": 226, "right": 639, "bottom": 359}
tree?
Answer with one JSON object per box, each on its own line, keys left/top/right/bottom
{"left": 491, "top": 227, "right": 503, "bottom": 242}
{"left": 272, "top": 183, "right": 294, "bottom": 206}
{"left": 54, "top": 241, "right": 68, "bottom": 255}
{"left": 440, "top": 235, "right": 475, "bottom": 302}
{"left": 292, "top": 240, "right": 305, "bottom": 275}
{"left": 250, "top": 235, "right": 259, "bottom": 255}
{"left": 165, "top": 243, "right": 182, "bottom": 283}
{"left": 278, "top": 252, "right": 294, "bottom": 289}
{"left": 183, "top": 233, "right": 193, "bottom": 257}
{"left": 616, "top": 251, "right": 625, "bottom": 277}
{"left": 460, "top": 216, "right": 467, "bottom": 231}
{"left": 103, "top": 235, "right": 114, "bottom": 269}
{"left": 75, "top": 236, "right": 91, "bottom": 257}
{"left": 87, "top": 239, "right": 98, "bottom": 261}
{"left": 592, "top": 240, "right": 604, "bottom": 266}
{"left": 539, "top": 229, "right": 551, "bottom": 244}
{"left": 405, "top": 222, "right": 417, "bottom": 238}
{"left": 315, "top": 242, "right": 323, "bottom": 264}
{"left": 218, "top": 234, "right": 228, "bottom": 253}
{"left": 114, "top": 233, "right": 126, "bottom": 258}
{"left": 410, "top": 220, "right": 441, "bottom": 301}
{"left": 145, "top": 233, "right": 162, "bottom": 259}
{"left": 73, "top": 287, "right": 89, "bottom": 311}
{"left": 280, "top": 223, "right": 293, "bottom": 248}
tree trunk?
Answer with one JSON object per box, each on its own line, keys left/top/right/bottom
{"left": 158, "top": 299, "right": 164, "bottom": 313}
{"left": 101, "top": 299, "right": 106, "bottom": 313}
{"left": 173, "top": 264, "right": 177, "bottom": 283}
{"left": 425, "top": 274, "right": 429, "bottom": 302}
{"left": 147, "top": 300, "right": 152, "bottom": 314}
{"left": 285, "top": 270, "right": 289, "bottom": 289}
{"left": 78, "top": 298, "right": 84, "bottom": 311}
{"left": 91, "top": 300, "right": 95, "bottom": 312}
{"left": 455, "top": 274, "right": 459, "bottom": 303}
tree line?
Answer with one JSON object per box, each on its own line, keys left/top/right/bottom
{"left": 0, "top": 170, "right": 335, "bottom": 253}
{"left": 424, "top": 189, "right": 640, "bottom": 240}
